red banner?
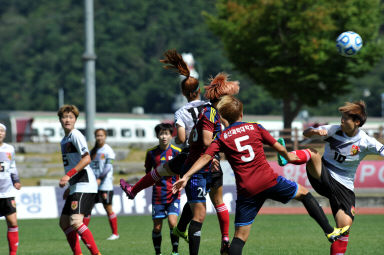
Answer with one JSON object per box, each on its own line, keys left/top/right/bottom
{"left": 269, "top": 161, "right": 384, "bottom": 188}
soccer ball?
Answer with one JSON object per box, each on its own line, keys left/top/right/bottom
{"left": 336, "top": 31, "right": 363, "bottom": 57}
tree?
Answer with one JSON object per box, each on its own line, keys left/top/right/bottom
{"left": 205, "top": 0, "right": 384, "bottom": 128}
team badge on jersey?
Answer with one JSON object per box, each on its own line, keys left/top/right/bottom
{"left": 351, "top": 206, "right": 356, "bottom": 216}
{"left": 6, "top": 152, "right": 12, "bottom": 161}
{"left": 71, "top": 201, "right": 78, "bottom": 210}
{"left": 11, "top": 199, "right": 16, "bottom": 208}
{"left": 350, "top": 145, "right": 360, "bottom": 155}
{"left": 100, "top": 153, "right": 105, "bottom": 160}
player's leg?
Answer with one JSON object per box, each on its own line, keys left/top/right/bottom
{"left": 188, "top": 202, "right": 206, "bottom": 255}
{"left": 276, "top": 138, "right": 323, "bottom": 179}
{"left": 209, "top": 184, "right": 230, "bottom": 254}
{"left": 229, "top": 194, "right": 264, "bottom": 255}
{"left": 173, "top": 203, "right": 192, "bottom": 243}
{"left": 60, "top": 196, "right": 82, "bottom": 255}
{"left": 168, "top": 213, "right": 180, "bottom": 255}
{"left": 70, "top": 193, "right": 100, "bottom": 255}
{"left": 331, "top": 210, "right": 353, "bottom": 255}
{"left": 228, "top": 225, "right": 251, "bottom": 255}
{"left": 152, "top": 218, "right": 163, "bottom": 255}
{"left": 102, "top": 191, "right": 119, "bottom": 240}
{"left": 121, "top": 151, "right": 187, "bottom": 199}
{"left": 5, "top": 211, "right": 19, "bottom": 255}
{"left": 294, "top": 184, "right": 344, "bottom": 242}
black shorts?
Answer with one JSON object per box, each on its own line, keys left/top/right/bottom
{"left": 307, "top": 160, "right": 356, "bottom": 220}
{"left": 168, "top": 148, "right": 189, "bottom": 174}
{"left": 95, "top": 190, "right": 113, "bottom": 205}
{"left": 0, "top": 197, "right": 16, "bottom": 217}
{"left": 62, "top": 193, "right": 96, "bottom": 216}
{"left": 209, "top": 169, "right": 223, "bottom": 189}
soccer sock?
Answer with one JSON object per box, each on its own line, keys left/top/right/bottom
{"left": 7, "top": 226, "right": 19, "bottom": 255}
{"left": 215, "top": 203, "right": 230, "bottom": 241}
{"left": 228, "top": 237, "right": 245, "bottom": 255}
{"left": 170, "top": 228, "right": 179, "bottom": 253}
{"left": 108, "top": 212, "right": 118, "bottom": 235}
{"left": 83, "top": 215, "right": 91, "bottom": 226}
{"left": 188, "top": 220, "right": 202, "bottom": 255}
{"left": 301, "top": 192, "right": 334, "bottom": 234}
{"left": 177, "top": 203, "right": 193, "bottom": 232}
{"left": 330, "top": 235, "right": 349, "bottom": 255}
{"left": 290, "top": 149, "right": 311, "bottom": 165}
{"left": 152, "top": 230, "right": 162, "bottom": 255}
{"left": 77, "top": 224, "right": 100, "bottom": 255}
{"left": 64, "top": 226, "right": 82, "bottom": 255}
{"left": 132, "top": 169, "right": 161, "bottom": 195}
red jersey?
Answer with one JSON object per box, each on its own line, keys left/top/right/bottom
{"left": 145, "top": 144, "right": 181, "bottom": 204}
{"left": 184, "top": 105, "right": 221, "bottom": 173}
{"left": 205, "top": 122, "right": 278, "bottom": 197}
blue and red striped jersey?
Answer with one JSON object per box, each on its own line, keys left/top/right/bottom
{"left": 145, "top": 144, "right": 181, "bottom": 204}
{"left": 185, "top": 105, "right": 221, "bottom": 173}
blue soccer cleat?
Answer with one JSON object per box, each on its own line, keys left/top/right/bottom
{"left": 277, "top": 138, "right": 288, "bottom": 166}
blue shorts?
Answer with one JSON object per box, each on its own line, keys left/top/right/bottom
{"left": 152, "top": 199, "right": 180, "bottom": 219}
{"left": 185, "top": 173, "right": 211, "bottom": 203}
{"left": 235, "top": 176, "right": 298, "bottom": 226}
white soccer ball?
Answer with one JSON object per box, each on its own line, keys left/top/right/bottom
{"left": 336, "top": 31, "right": 363, "bottom": 57}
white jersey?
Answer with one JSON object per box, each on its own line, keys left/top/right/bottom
{"left": 91, "top": 144, "right": 115, "bottom": 191}
{"left": 174, "top": 99, "right": 208, "bottom": 146}
{"left": 314, "top": 125, "right": 384, "bottom": 191}
{"left": 60, "top": 129, "right": 97, "bottom": 194}
{"left": 0, "top": 143, "right": 19, "bottom": 198}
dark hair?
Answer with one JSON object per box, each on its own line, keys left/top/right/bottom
{"left": 155, "top": 123, "right": 173, "bottom": 137}
{"left": 90, "top": 128, "right": 107, "bottom": 160}
{"left": 160, "top": 49, "right": 200, "bottom": 100}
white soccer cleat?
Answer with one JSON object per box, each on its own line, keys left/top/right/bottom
{"left": 107, "top": 234, "right": 120, "bottom": 240}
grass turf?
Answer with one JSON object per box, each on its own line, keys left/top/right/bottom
{"left": 0, "top": 214, "right": 383, "bottom": 254}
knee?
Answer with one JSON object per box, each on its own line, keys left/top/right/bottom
{"left": 295, "top": 185, "right": 309, "bottom": 200}
{"left": 70, "top": 214, "right": 84, "bottom": 229}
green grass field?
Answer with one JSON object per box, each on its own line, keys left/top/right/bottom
{"left": 0, "top": 214, "right": 383, "bottom": 255}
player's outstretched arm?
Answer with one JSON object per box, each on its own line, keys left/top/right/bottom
{"left": 303, "top": 128, "right": 328, "bottom": 138}
{"left": 172, "top": 154, "right": 213, "bottom": 193}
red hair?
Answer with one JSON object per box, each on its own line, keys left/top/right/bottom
{"left": 160, "top": 49, "right": 200, "bottom": 98}
{"left": 204, "top": 73, "right": 240, "bottom": 101}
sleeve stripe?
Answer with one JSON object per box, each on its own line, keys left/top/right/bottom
{"left": 379, "top": 146, "right": 384, "bottom": 153}
{"left": 210, "top": 108, "right": 216, "bottom": 122}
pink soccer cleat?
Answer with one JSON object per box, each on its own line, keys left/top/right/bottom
{"left": 120, "top": 179, "right": 135, "bottom": 199}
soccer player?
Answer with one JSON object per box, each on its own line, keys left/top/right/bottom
{"left": 277, "top": 100, "right": 384, "bottom": 255}
{"left": 146, "top": 123, "right": 181, "bottom": 255}
{"left": 0, "top": 123, "right": 21, "bottom": 255}
{"left": 57, "top": 105, "right": 101, "bottom": 255}
{"left": 173, "top": 95, "right": 349, "bottom": 255}
{"left": 121, "top": 49, "right": 231, "bottom": 253}
{"left": 84, "top": 128, "right": 119, "bottom": 240}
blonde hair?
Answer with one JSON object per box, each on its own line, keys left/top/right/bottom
{"left": 217, "top": 95, "right": 243, "bottom": 124}
{"left": 160, "top": 49, "right": 200, "bottom": 99}
{"left": 57, "top": 105, "right": 80, "bottom": 119}
{"left": 204, "top": 73, "right": 240, "bottom": 102}
{"left": 338, "top": 100, "right": 367, "bottom": 127}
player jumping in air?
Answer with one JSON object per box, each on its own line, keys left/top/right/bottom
{"left": 84, "top": 128, "right": 119, "bottom": 240}
{"left": 0, "top": 123, "right": 21, "bottom": 255}
{"left": 120, "top": 49, "right": 231, "bottom": 254}
{"left": 58, "top": 105, "right": 101, "bottom": 255}
{"left": 173, "top": 95, "right": 350, "bottom": 255}
{"left": 277, "top": 100, "right": 384, "bottom": 255}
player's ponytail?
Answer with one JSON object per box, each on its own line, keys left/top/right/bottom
{"left": 205, "top": 72, "right": 240, "bottom": 103}
{"left": 160, "top": 49, "right": 200, "bottom": 99}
